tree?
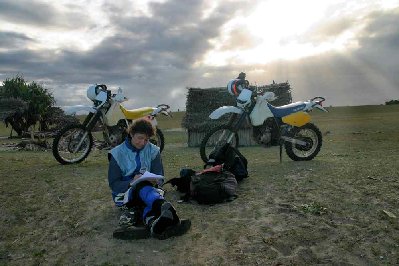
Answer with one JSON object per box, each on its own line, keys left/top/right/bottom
{"left": 385, "top": 99, "right": 399, "bottom": 105}
{"left": 0, "top": 75, "right": 55, "bottom": 136}
{"left": 39, "top": 106, "right": 79, "bottom": 132}
{"left": 0, "top": 98, "right": 28, "bottom": 137}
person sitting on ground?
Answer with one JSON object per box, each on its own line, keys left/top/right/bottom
{"left": 107, "top": 118, "right": 184, "bottom": 239}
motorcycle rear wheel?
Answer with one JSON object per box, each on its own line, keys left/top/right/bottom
{"left": 199, "top": 125, "right": 239, "bottom": 163}
{"left": 52, "top": 124, "right": 93, "bottom": 164}
{"left": 150, "top": 128, "right": 165, "bottom": 152}
{"left": 104, "top": 125, "right": 165, "bottom": 152}
{"left": 285, "top": 123, "right": 322, "bottom": 161}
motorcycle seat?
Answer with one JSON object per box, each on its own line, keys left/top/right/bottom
{"left": 267, "top": 102, "right": 306, "bottom": 118}
{"left": 119, "top": 105, "right": 155, "bottom": 120}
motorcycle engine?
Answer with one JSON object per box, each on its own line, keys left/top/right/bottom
{"left": 104, "top": 122, "right": 127, "bottom": 147}
{"left": 253, "top": 126, "right": 272, "bottom": 146}
{"left": 252, "top": 118, "right": 278, "bottom": 147}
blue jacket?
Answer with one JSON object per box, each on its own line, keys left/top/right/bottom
{"left": 108, "top": 138, "right": 164, "bottom": 199}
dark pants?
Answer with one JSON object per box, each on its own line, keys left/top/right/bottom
{"left": 127, "top": 181, "right": 164, "bottom": 221}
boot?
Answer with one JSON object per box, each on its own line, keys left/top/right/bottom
{"left": 119, "top": 205, "right": 145, "bottom": 227}
{"left": 146, "top": 201, "right": 183, "bottom": 239}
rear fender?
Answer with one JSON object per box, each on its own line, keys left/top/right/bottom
{"left": 209, "top": 106, "right": 243, "bottom": 120}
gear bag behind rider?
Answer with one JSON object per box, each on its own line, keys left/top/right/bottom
{"left": 165, "top": 165, "right": 238, "bottom": 204}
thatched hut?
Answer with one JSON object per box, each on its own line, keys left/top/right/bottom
{"left": 182, "top": 82, "right": 292, "bottom": 147}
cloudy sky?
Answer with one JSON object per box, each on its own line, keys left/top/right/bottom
{"left": 1, "top": 0, "right": 398, "bottom": 110}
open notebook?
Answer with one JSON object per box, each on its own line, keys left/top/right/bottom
{"left": 129, "top": 171, "right": 165, "bottom": 188}
{"left": 115, "top": 171, "right": 165, "bottom": 206}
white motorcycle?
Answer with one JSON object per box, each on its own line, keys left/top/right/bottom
{"left": 200, "top": 80, "right": 328, "bottom": 162}
{"left": 52, "top": 84, "right": 171, "bottom": 165}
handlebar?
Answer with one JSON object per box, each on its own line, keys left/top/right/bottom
{"left": 156, "top": 104, "right": 170, "bottom": 109}
{"left": 96, "top": 84, "right": 108, "bottom": 91}
{"left": 309, "top": 96, "right": 328, "bottom": 112}
{"left": 311, "top": 96, "right": 325, "bottom": 102}
{"left": 311, "top": 96, "right": 326, "bottom": 106}
{"left": 153, "top": 104, "right": 172, "bottom": 117}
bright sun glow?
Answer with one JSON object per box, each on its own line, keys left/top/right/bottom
{"left": 201, "top": 0, "right": 399, "bottom": 66}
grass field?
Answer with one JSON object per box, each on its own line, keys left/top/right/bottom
{"left": 0, "top": 105, "right": 398, "bottom": 265}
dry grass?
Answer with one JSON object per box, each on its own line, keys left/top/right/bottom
{"left": 0, "top": 105, "right": 399, "bottom": 265}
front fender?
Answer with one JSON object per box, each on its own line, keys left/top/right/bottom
{"left": 209, "top": 106, "right": 243, "bottom": 120}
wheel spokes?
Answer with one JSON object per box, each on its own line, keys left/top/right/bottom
{"left": 57, "top": 128, "right": 90, "bottom": 163}
{"left": 204, "top": 129, "right": 236, "bottom": 159}
{"left": 292, "top": 129, "right": 318, "bottom": 158}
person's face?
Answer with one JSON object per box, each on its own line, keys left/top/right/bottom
{"left": 130, "top": 132, "right": 149, "bottom": 149}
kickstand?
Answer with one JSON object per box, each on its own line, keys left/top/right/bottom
{"left": 279, "top": 142, "right": 282, "bottom": 163}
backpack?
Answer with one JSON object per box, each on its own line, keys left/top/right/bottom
{"left": 165, "top": 165, "right": 238, "bottom": 204}
{"left": 208, "top": 143, "right": 248, "bottom": 181}
{"left": 190, "top": 165, "right": 238, "bottom": 204}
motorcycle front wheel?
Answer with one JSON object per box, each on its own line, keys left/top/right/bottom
{"left": 52, "top": 124, "right": 93, "bottom": 165}
{"left": 149, "top": 127, "right": 165, "bottom": 152}
{"left": 285, "top": 123, "right": 322, "bottom": 161}
{"left": 199, "top": 125, "right": 239, "bottom": 163}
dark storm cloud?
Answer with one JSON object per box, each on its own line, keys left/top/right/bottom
{"left": 0, "top": 0, "right": 250, "bottom": 107}
{"left": 358, "top": 8, "right": 399, "bottom": 53}
{"left": 48, "top": 0, "right": 250, "bottom": 107}
{"left": 0, "top": 0, "right": 90, "bottom": 29}
{"left": 0, "top": 49, "right": 52, "bottom": 72}
{"left": 0, "top": 31, "right": 35, "bottom": 48}
{"left": 1, "top": 1, "right": 398, "bottom": 109}
{"left": 0, "top": 0, "right": 55, "bottom": 26}
{"left": 107, "top": 0, "right": 235, "bottom": 64}
{"left": 352, "top": 8, "right": 399, "bottom": 79}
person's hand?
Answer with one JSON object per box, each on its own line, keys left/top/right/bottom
{"left": 128, "top": 174, "right": 142, "bottom": 187}
{"left": 133, "top": 174, "right": 142, "bottom": 181}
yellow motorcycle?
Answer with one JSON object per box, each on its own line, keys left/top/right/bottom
{"left": 52, "top": 84, "right": 171, "bottom": 164}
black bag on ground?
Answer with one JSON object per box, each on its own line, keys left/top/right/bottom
{"left": 190, "top": 167, "right": 237, "bottom": 204}
{"left": 165, "top": 166, "right": 238, "bottom": 204}
{"left": 208, "top": 143, "right": 248, "bottom": 181}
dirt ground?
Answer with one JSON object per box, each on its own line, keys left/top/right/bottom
{"left": 0, "top": 105, "right": 398, "bottom": 265}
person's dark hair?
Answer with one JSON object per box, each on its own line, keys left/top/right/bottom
{"left": 128, "top": 119, "right": 155, "bottom": 137}
{"left": 237, "top": 72, "right": 246, "bottom": 80}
